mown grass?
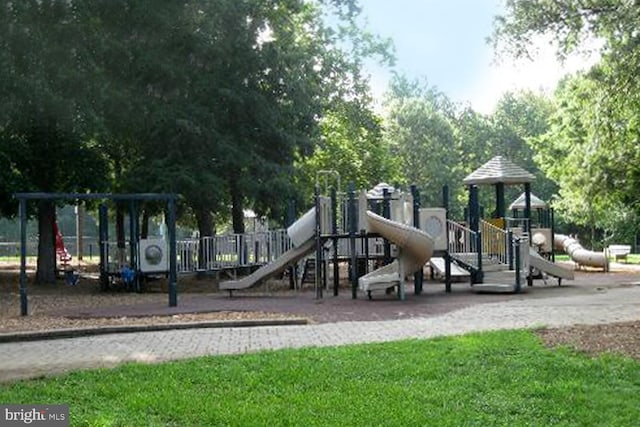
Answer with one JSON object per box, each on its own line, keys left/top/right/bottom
{"left": 1, "top": 330, "right": 639, "bottom": 426}
{"left": 555, "top": 252, "right": 640, "bottom": 264}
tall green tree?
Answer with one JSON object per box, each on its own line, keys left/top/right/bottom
{"left": 382, "top": 76, "right": 459, "bottom": 206}
{"left": 0, "top": 1, "right": 109, "bottom": 282}
{"left": 493, "top": 0, "right": 640, "bottom": 244}
{"left": 295, "top": 101, "right": 401, "bottom": 202}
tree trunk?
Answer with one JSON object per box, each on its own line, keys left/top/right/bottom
{"left": 230, "top": 183, "right": 245, "bottom": 234}
{"left": 195, "top": 206, "right": 215, "bottom": 270}
{"left": 36, "top": 201, "right": 57, "bottom": 284}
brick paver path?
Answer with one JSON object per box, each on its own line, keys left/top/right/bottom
{"left": 1, "top": 285, "right": 639, "bottom": 383}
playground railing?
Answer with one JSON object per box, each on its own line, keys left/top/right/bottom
{"left": 480, "top": 220, "right": 510, "bottom": 266}
{"left": 183, "top": 229, "right": 292, "bottom": 273}
{"left": 447, "top": 220, "right": 481, "bottom": 269}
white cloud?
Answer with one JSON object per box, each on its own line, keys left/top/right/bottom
{"left": 468, "top": 38, "right": 602, "bottom": 114}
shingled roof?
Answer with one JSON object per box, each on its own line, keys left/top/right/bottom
{"left": 463, "top": 156, "right": 535, "bottom": 185}
{"left": 509, "top": 192, "right": 547, "bottom": 210}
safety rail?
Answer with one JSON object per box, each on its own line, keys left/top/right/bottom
{"left": 447, "top": 220, "right": 481, "bottom": 270}
{"left": 480, "top": 220, "right": 510, "bottom": 266}
{"left": 179, "top": 229, "right": 292, "bottom": 273}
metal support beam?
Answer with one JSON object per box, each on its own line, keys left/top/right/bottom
{"left": 99, "top": 204, "right": 109, "bottom": 291}
{"left": 382, "top": 188, "right": 391, "bottom": 265}
{"left": 348, "top": 183, "right": 358, "bottom": 299}
{"left": 524, "top": 183, "right": 532, "bottom": 236}
{"left": 331, "top": 188, "right": 339, "bottom": 296}
{"left": 410, "top": 185, "right": 423, "bottom": 295}
{"left": 495, "top": 182, "right": 505, "bottom": 219}
{"left": 168, "top": 198, "right": 178, "bottom": 307}
{"left": 19, "top": 198, "right": 28, "bottom": 316}
{"left": 314, "top": 185, "right": 323, "bottom": 299}
{"left": 468, "top": 185, "right": 480, "bottom": 233}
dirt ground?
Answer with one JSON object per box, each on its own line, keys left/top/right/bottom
{"left": 1, "top": 261, "right": 640, "bottom": 361}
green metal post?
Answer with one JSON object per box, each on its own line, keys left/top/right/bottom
{"left": 524, "top": 183, "right": 532, "bottom": 236}
{"left": 443, "top": 185, "right": 451, "bottom": 292}
{"left": 382, "top": 188, "right": 391, "bottom": 265}
{"left": 331, "top": 188, "right": 339, "bottom": 296}
{"left": 315, "top": 185, "right": 323, "bottom": 299}
{"left": 514, "top": 237, "right": 521, "bottom": 293}
{"left": 410, "top": 185, "right": 423, "bottom": 295}
{"left": 348, "top": 183, "right": 358, "bottom": 299}
{"left": 468, "top": 185, "right": 479, "bottom": 233}
{"left": 508, "top": 229, "right": 514, "bottom": 270}
{"left": 168, "top": 197, "right": 178, "bottom": 307}
{"left": 99, "top": 204, "right": 109, "bottom": 291}
{"left": 19, "top": 198, "right": 28, "bottom": 316}
{"left": 495, "top": 182, "right": 505, "bottom": 219}
{"left": 475, "top": 231, "right": 483, "bottom": 283}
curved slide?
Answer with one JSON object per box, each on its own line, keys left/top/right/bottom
{"left": 220, "top": 209, "right": 316, "bottom": 291}
{"left": 358, "top": 211, "right": 434, "bottom": 294}
{"left": 554, "top": 234, "right": 608, "bottom": 271}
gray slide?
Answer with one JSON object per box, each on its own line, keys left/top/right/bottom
{"left": 219, "top": 239, "right": 315, "bottom": 290}
{"left": 220, "top": 208, "right": 317, "bottom": 291}
{"left": 529, "top": 248, "right": 574, "bottom": 281}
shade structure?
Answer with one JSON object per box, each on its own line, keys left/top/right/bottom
{"left": 509, "top": 192, "right": 548, "bottom": 210}
{"left": 463, "top": 156, "right": 535, "bottom": 186}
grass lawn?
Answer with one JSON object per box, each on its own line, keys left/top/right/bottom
{"left": 554, "top": 252, "right": 640, "bottom": 264}
{"left": 1, "top": 330, "right": 639, "bottom": 426}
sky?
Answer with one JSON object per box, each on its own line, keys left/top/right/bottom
{"left": 358, "top": 0, "right": 598, "bottom": 114}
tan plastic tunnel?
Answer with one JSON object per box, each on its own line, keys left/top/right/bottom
{"left": 554, "top": 234, "right": 608, "bottom": 271}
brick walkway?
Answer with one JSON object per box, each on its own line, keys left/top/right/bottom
{"left": 1, "top": 283, "right": 639, "bottom": 383}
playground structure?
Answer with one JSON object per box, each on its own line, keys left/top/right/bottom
{"left": 14, "top": 157, "right": 613, "bottom": 315}
{"left": 14, "top": 193, "right": 179, "bottom": 316}
{"left": 221, "top": 178, "right": 441, "bottom": 299}
{"left": 219, "top": 157, "right": 578, "bottom": 297}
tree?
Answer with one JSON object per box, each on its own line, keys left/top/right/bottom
{"left": 493, "top": 0, "right": 640, "bottom": 244}
{"left": 382, "top": 76, "right": 459, "bottom": 206}
{"left": 295, "top": 101, "right": 401, "bottom": 202}
{"left": 0, "top": 1, "right": 109, "bottom": 282}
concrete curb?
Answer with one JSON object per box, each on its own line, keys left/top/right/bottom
{"left": 0, "top": 318, "right": 309, "bottom": 343}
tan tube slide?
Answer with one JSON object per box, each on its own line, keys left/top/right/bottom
{"left": 554, "top": 234, "right": 608, "bottom": 271}
{"left": 358, "top": 211, "right": 434, "bottom": 293}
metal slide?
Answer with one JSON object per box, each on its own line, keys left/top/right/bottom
{"left": 358, "top": 211, "right": 434, "bottom": 294}
{"left": 528, "top": 248, "right": 574, "bottom": 281}
{"left": 554, "top": 234, "right": 608, "bottom": 271}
